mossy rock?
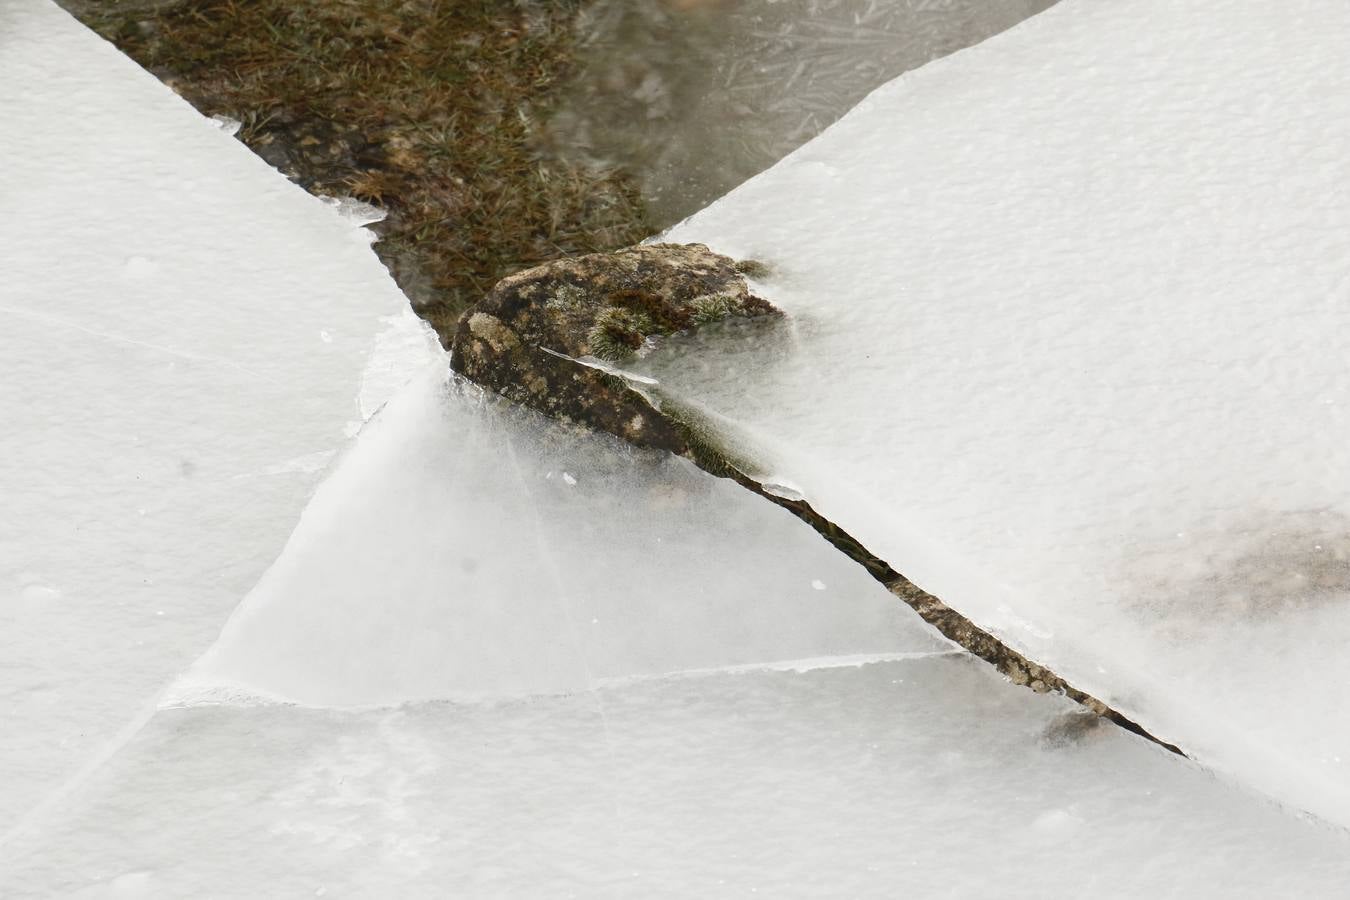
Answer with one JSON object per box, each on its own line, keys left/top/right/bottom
{"left": 450, "top": 242, "right": 778, "bottom": 456}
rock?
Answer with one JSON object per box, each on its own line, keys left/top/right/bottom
{"left": 449, "top": 242, "right": 778, "bottom": 456}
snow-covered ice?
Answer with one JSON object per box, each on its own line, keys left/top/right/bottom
{"left": 6, "top": 657, "right": 1350, "bottom": 897}
{"left": 11, "top": 355, "right": 1349, "bottom": 896}
{"left": 655, "top": 0, "right": 1350, "bottom": 825}
{"left": 0, "top": 0, "right": 435, "bottom": 832}
{"left": 7, "top": 0, "right": 1350, "bottom": 893}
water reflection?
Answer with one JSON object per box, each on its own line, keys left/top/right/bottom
{"left": 548, "top": 0, "right": 1058, "bottom": 226}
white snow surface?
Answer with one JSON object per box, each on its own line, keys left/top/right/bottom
{"left": 655, "top": 0, "right": 1350, "bottom": 825}
{"left": 6, "top": 657, "right": 1350, "bottom": 898}
{"left": 0, "top": 0, "right": 436, "bottom": 832}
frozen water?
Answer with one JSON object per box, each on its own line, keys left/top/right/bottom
{"left": 8, "top": 0, "right": 1349, "bottom": 893}
{"left": 6, "top": 657, "right": 1350, "bottom": 897}
{"left": 553, "top": 0, "right": 1059, "bottom": 225}
{"left": 0, "top": 0, "right": 436, "bottom": 832}
{"left": 15, "top": 362, "right": 1344, "bottom": 895}
{"left": 174, "top": 369, "right": 945, "bottom": 708}
{"left": 654, "top": 0, "right": 1350, "bottom": 825}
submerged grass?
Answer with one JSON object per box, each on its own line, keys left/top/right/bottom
{"left": 72, "top": 0, "right": 655, "bottom": 340}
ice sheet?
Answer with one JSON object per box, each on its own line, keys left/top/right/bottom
{"left": 5, "top": 656, "right": 1349, "bottom": 898}
{"left": 654, "top": 0, "right": 1350, "bottom": 825}
{"left": 175, "top": 368, "right": 945, "bottom": 707}
{"left": 0, "top": 0, "right": 436, "bottom": 831}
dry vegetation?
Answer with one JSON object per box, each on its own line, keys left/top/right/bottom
{"left": 74, "top": 0, "right": 655, "bottom": 340}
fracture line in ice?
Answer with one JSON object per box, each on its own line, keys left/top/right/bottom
{"left": 592, "top": 649, "right": 965, "bottom": 689}
{"left": 499, "top": 419, "right": 633, "bottom": 888}
{"left": 161, "top": 650, "right": 965, "bottom": 712}
{"left": 0, "top": 690, "right": 164, "bottom": 853}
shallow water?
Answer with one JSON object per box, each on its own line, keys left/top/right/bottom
{"left": 549, "top": 0, "right": 1059, "bottom": 226}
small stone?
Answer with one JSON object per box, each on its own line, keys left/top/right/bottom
{"left": 450, "top": 242, "right": 780, "bottom": 457}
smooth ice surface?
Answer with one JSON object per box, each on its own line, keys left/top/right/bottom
{"left": 176, "top": 368, "right": 944, "bottom": 707}
{"left": 6, "top": 656, "right": 1350, "bottom": 898}
{"left": 0, "top": 0, "right": 435, "bottom": 832}
{"left": 654, "top": 0, "right": 1350, "bottom": 825}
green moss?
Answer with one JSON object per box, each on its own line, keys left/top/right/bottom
{"left": 585, "top": 306, "right": 656, "bottom": 360}
{"left": 689, "top": 292, "right": 738, "bottom": 325}
{"left": 654, "top": 394, "right": 766, "bottom": 480}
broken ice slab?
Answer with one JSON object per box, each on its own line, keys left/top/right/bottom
{"left": 174, "top": 369, "right": 945, "bottom": 708}
{"left": 0, "top": 0, "right": 436, "bottom": 831}
{"left": 655, "top": 0, "right": 1350, "bottom": 826}
{"left": 6, "top": 656, "right": 1350, "bottom": 897}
